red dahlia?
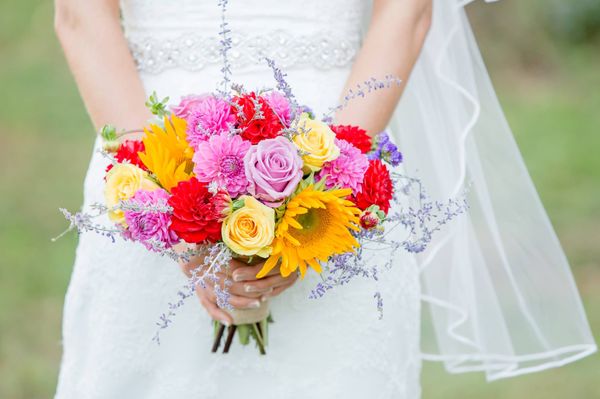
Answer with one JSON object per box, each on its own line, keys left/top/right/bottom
{"left": 352, "top": 160, "right": 393, "bottom": 214}
{"left": 168, "top": 177, "right": 226, "bottom": 243}
{"left": 106, "top": 140, "right": 147, "bottom": 173}
{"left": 232, "top": 92, "right": 283, "bottom": 144}
{"left": 330, "top": 125, "right": 372, "bottom": 154}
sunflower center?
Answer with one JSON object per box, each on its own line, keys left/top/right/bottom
{"left": 294, "top": 207, "right": 332, "bottom": 244}
{"left": 219, "top": 155, "right": 242, "bottom": 177}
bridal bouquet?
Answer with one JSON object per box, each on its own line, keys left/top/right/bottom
{"left": 57, "top": 1, "right": 467, "bottom": 355}
{"left": 90, "top": 85, "right": 409, "bottom": 353}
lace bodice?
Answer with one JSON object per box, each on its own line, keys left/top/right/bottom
{"left": 120, "top": 0, "right": 368, "bottom": 73}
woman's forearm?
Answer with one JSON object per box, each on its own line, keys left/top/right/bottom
{"left": 54, "top": 0, "right": 150, "bottom": 131}
{"left": 335, "top": 0, "right": 432, "bottom": 136}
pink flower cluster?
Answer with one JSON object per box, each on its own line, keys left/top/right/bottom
{"left": 124, "top": 188, "right": 179, "bottom": 251}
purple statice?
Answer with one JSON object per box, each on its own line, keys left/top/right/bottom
{"left": 316, "top": 138, "right": 369, "bottom": 193}
{"left": 370, "top": 131, "right": 403, "bottom": 166}
{"left": 123, "top": 189, "right": 178, "bottom": 251}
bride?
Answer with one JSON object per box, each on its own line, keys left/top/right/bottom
{"left": 53, "top": 0, "right": 596, "bottom": 398}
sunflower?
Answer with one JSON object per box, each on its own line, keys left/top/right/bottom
{"left": 138, "top": 115, "right": 195, "bottom": 192}
{"left": 257, "top": 185, "right": 361, "bottom": 279}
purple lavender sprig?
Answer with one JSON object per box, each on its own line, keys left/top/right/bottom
{"left": 264, "top": 57, "right": 299, "bottom": 114}
{"left": 217, "top": 0, "right": 232, "bottom": 96}
{"left": 153, "top": 244, "right": 233, "bottom": 344}
{"left": 311, "top": 173, "right": 469, "bottom": 316}
{"left": 323, "top": 75, "right": 402, "bottom": 121}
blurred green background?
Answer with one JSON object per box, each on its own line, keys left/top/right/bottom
{"left": 0, "top": 1, "right": 598, "bottom": 398}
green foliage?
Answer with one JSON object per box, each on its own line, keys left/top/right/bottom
{"left": 546, "top": 0, "right": 600, "bottom": 43}
{"left": 144, "top": 91, "right": 170, "bottom": 118}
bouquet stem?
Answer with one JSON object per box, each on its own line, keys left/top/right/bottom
{"left": 211, "top": 319, "right": 269, "bottom": 355}
{"left": 211, "top": 255, "right": 271, "bottom": 354}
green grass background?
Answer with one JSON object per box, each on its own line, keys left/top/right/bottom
{"left": 0, "top": 1, "right": 598, "bottom": 398}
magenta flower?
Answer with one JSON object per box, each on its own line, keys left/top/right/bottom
{"left": 244, "top": 136, "right": 303, "bottom": 207}
{"left": 264, "top": 91, "right": 291, "bottom": 126}
{"left": 193, "top": 134, "right": 251, "bottom": 197}
{"left": 124, "top": 188, "right": 179, "bottom": 251}
{"left": 173, "top": 95, "right": 235, "bottom": 149}
{"left": 317, "top": 139, "right": 369, "bottom": 193}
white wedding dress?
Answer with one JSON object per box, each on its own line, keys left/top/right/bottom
{"left": 55, "top": 1, "right": 422, "bottom": 398}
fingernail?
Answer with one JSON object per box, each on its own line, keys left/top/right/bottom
{"left": 233, "top": 273, "right": 247, "bottom": 282}
{"left": 220, "top": 319, "right": 231, "bottom": 327}
{"left": 260, "top": 295, "right": 270, "bottom": 302}
{"left": 248, "top": 300, "right": 261, "bottom": 309}
{"left": 245, "top": 285, "right": 272, "bottom": 294}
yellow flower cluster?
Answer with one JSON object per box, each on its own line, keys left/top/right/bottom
{"left": 293, "top": 113, "right": 340, "bottom": 173}
{"left": 222, "top": 196, "right": 275, "bottom": 258}
{"left": 104, "top": 163, "right": 159, "bottom": 224}
{"left": 138, "top": 115, "right": 195, "bottom": 192}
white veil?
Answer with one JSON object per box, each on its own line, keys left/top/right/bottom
{"left": 388, "top": 0, "right": 597, "bottom": 380}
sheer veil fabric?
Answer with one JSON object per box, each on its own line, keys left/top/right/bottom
{"left": 387, "top": 0, "right": 597, "bottom": 380}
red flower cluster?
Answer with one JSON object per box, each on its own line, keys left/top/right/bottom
{"left": 330, "top": 125, "right": 372, "bottom": 154}
{"left": 106, "top": 140, "right": 147, "bottom": 173}
{"left": 352, "top": 160, "right": 393, "bottom": 214}
{"left": 232, "top": 92, "right": 283, "bottom": 144}
{"left": 168, "top": 178, "right": 226, "bottom": 243}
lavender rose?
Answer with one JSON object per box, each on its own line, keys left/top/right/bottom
{"left": 244, "top": 136, "right": 303, "bottom": 207}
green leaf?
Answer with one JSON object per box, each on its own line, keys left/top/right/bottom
{"left": 231, "top": 198, "right": 245, "bottom": 211}
{"left": 145, "top": 91, "right": 171, "bottom": 118}
{"left": 99, "top": 124, "right": 117, "bottom": 141}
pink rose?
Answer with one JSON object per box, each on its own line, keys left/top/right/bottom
{"left": 244, "top": 136, "right": 303, "bottom": 207}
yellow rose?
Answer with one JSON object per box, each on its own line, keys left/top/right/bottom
{"left": 222, "top": 196, "right": 275, "bottom": 258}
{"left": 104, "top": 163, "right": 159, "bottom": 224}
{"left": 293, "top": 114, "right": 340, "bottom": 173}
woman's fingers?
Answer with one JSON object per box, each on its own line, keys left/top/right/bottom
{"left": 196, "top": 286, "right": 233, "bottom": 325}
{"left": 239, "top": 273, "right": 297, "bottom": 293}
{"left": 203, "top": 284, "right": 264, "bottom": 310}
{"left": 230, "top": 260, "right": 281, "bottom": 282}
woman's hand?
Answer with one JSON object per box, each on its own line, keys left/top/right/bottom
{"left": 179, "top": 250, "right": 297, "bottom": 325}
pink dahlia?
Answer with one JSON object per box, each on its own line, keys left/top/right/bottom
{"left": 264, "top": 91, "right": 292, "bottom": 126}
{"left": 193, "top": 134, "right": 251, "bottom": 197}
{"left": 174, "top": 95, "right": 235, "bottom": 149}
{"left": 316, "top": 139, "right": 369, "bottom": 193}
{"left": 124, "top": 188, "right": 179, "bottom": 251}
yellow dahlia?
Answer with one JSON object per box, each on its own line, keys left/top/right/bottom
{"left": 256, "top": 185, "right": 361, "bottom": 279}
{"left": 138, "top": 115, "right": 195, "bottom": 192}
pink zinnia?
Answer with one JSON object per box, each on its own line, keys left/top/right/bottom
{"left": 264, "top": 91, "right": 292, "bottom": 126}
{"left": 193, "top": 134, "right": 251, "bottom": 197}
{"left": 173, "top": 95, "right": 235, "bottom": 149}
{"left": 124, "top": 188, "right": 179, "bottom": 251}
{"left": 317, "top": 139, "right": 369, "bottom": 193}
